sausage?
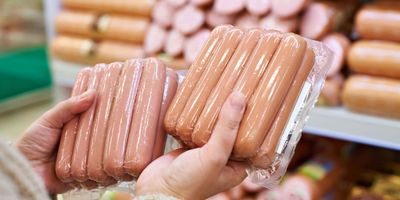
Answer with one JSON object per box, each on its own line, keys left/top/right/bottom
{"left": 96, "top": 41, "right": 144, "bottom": 63}
{"left": 184, "top": 29, "right": 211, "bottom": 64}
{"left": 158, "top": 57, "right": 188, "bottom": 70}
{"left": 176, "top": 28, "right": 243, "bottom": 145}
{"left": 86, "top": 63, "right": 122, "bottom": 183}
{"left": 71, "top": 64, "right": 107, "bottom": 182}
{"left": 321, "top": 33, "right": 350, "bottom": 77}
{"left": 152, "top": 0, "right": 175, "bottom": 28}
{"left": 144, "top": 24, "right": 167, "bottom": 56}
{"left": 124, "top": 58, "right": 166, "bottom": 177}
{"left": 103, "top": 59, "right": 143, "bottom": 180}
{"left": 164, "top": 25, "right": 231, "bottom": 136}
{"left": 51, "top": 36, "right": 96, "bottom": 64}
{"left": 245, "top": 0, "right": 271, "bottom": 16}
{"left": 259, "top": 14, "right": 298, "bottom": 33}
{"left": 251, "top": 46, "right": 314, "bottom": 168}
{"left": 206, "top": 10, "right": 236, "bottom": 28}
{"left": 152, "top": 68, "right": 179, "bottom": 159}
{"left": 300, "top": 2, "right": 354, "bottom": 40}
{"left": 235, "top": 14, "right": 260, "bottom": 30}
{"left": 164, "top": 29, "right": 186, "bottom": 57}
{"left": 192, "top": 28, "right": 262, "bottom": 146}
{"left": 356, "top": 4, "right": 400, "bottom": 42}
{"left": 61, "top": 0, "right": 154, "bottom": 16}
{"left": 166, "top": 0, "right": 187, "bottom": 8}
{"left": 347, "top": 40, "right": 400, "bottom": 79}
{"left": 173, "top": 5, "right": 205, "bottom": 35}
{"left": 189, "top": 0, "right": 213, "bottom": 7}
{"left": 342, "top": 75, "right": 400, "bottom": 119}
{"left": 271, "top": 0, "right": 309, "bottom": 18}
{"left": 97, "top": 15, "right": 149, "bottom": 44}
{"left": 232, "top": 30, "right": 283, "bottom": 104}
{"left": 56, "top": 67, "right": 92, "bottom": 182}
{"left": 318, "top": 74, "right": 343, "bottom": 107}
{"left": 214, "top": 0, "right": 245, "bottom": 15}
{"left": 55, "top": 10, "right": 96, "bottom": 38}
{"left": 233, "top": 33, "right": 306, "bottom": 159}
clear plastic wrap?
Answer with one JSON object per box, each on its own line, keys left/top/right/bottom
{"left": 164, "top": 25, "right": 333, "bottom": 188}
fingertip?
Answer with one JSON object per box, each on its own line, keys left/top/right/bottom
{"left": 228, "top": 92, "right": 246, "bottom": 111}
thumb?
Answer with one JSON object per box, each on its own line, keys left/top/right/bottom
{"left": 39, "top": 89, "right": 96, "bottom": 129}
{"left": 200, "top": 92, "right": 246, "bottom": 168}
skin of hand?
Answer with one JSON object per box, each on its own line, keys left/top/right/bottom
{"left": 15, "top": 90, "right": 96, "bottom": 194}
{"left": 135, "top": 92, "right": 248, "bottom": 200}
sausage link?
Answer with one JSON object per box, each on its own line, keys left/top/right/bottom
{"left": 56, "top": 68, "right": 92, "bottom": 182}
{"left": 173, "top": 5, "right": 205, "bottom": 35}
{"left": 176, "top": 28, "right": 244, "bottom": 145}
{"left": 152, "top": 68, "right": 179, "bottom": 159}
{"left": 251, "top": 46, "right": 314, "bottom": 168}
{"left": 152, "top": 0, "right": 175, "bottom": 28}
{"left": 164, "top": 25, "right": 232, "bottom": 135}
{"left": 103, "top": 60, "right": 143, "bottom": 180}
{"left": 192, "top": 29, "right": 262, "bottom": 146}
{"left": 271, "top": 0, "right": 309, "bottom": 18}
{"left": 87, "top": 63, "right": 122, "bottom": 183}
{"left": 71, "top": 64, "right": 107, "bottom": 182}
{"left": 233, "top": 33, "right": 307, "bottom": 159}
{"left": 124, "top": 58, "right": 166, "bottom": 177}
{"left": 342, "top": 75, "right": 400, "bottom": 119}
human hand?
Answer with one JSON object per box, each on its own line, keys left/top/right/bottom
{"left": 16, "top": 90, "right": 95, "bottom": 194}
{"left": 135, "top": 92, "right": 248, "bottom": 200}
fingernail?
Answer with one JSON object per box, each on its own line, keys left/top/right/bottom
{"left": 79, "top": 89, "right": 95, "bottom": 101}
{"left": 230, "top": 92, "right": 245, "bottom": 110}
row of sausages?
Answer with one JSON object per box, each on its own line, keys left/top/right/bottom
{"left": 164, "top": 25, "right": 318, "bottom": 166}
{"left": 55, "top": 58, "right": 178, "bottom": 185}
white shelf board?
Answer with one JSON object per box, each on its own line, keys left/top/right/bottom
{"left": 305, "top": 107, "right": 400, "bottom": 151}
{"left": 50, "top": 59, "right": 400, "bottom": 150}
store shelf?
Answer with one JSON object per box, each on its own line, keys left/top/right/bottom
{"left": 305, "top": 107, "right": 400, "bottom": 151}
{"left": 51, "top": 58, "right": 84, "bottom": 87}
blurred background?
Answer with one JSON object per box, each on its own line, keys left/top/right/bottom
{"left": 0, "top": 0, "right": 399, "bottom": 199}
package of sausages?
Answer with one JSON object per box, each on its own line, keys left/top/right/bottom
{"left": 55, "top": 58, "right": 178, "bottom": 186}
{"left": 164, "top": 25, "right": 333, "bottom": 188}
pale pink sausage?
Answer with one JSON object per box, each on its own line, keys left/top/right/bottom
{"left": 103, "top": 59, "right": 143, "bottom": 180}
{"left": 206, "top": 10, "right": 236, "bottom": 28}
{"left": 87, "top": 63, "right": 122, "bottom": 183}
{"left": 271, "top": 0, "right": 309, "bottom": 18}
{"left": 152, "top": 0, "right": 175, "bottom": 28}
{"left": 144, "top": 24, "right": 167, "bottom": 55}
{"left": 251, "top": 46, "right": 314, "bottom": 168}
{"left": 233, "top": 30, "right": 283, "bottom": 102}
{"left": 152, "top": 68, "right": 179, "bottom": 159}
{"left": 166, "top": 0, "right": 187, "bottom": 8}
{"left": 164, "top": 29, "right": 186, "bottom": 57}
{"left": 235, "top": 14, "right": 260, "bottom": 29}
{"left": 173, "top": 5, "right": 205, "bottom": 35}
{"left": 124, "top": 58, "right": 166, "bottom": 177}
{"left": 176, "top": 28, "right": 243, "bottom": 145}
{"left": 164, "top": 25, "right": 231, "bottom": 137}
{"left": 71, "top": 64, "right": 107, "bottom": 182}
{"left": 56, "top": 67, "right": 92, "bottom": 183}
{"left": 319, "top": 74, "right": 344, "bottom": 107}
{"left": 233, "top": 34, "right": 307, "bottom": 159}
{"left": 214, "top": 0, "right": 245, "bottom": 15}
{"left": 260, "top": 14, "right": 299, "bottom": 33}
{"left": 245, "top": 0, "right": 271, "bottom": 16}
{"left": 321, "top": 33, "right": 350, "bottom": 77}
{"left": 192, "top": 28, "right": 262, "bottom": 146}
{"left": 184, "top": 29, "right": 211, "bottom": 63}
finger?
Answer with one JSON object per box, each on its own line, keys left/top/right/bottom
{"left": 215, "top": 161, "right": 248, "bottom": 191}
{"left": 39, "top": 90, "right": 96, "bottom": 129}
{"left": 200, "top": 92, "right": 246, "bottom": 168}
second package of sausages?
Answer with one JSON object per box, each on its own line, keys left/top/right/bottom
{"left": 164, "top": 25, "right": 333, "bottom": 188}
{"left": 55, "top": 58, "right": 178, "bottom": 187}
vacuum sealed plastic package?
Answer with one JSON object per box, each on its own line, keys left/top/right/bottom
{"left": 55, "top": 58, "right": 178, "bottom": 187}
{"left": 164, "top": 25, "right": 333, "bottom": 188}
